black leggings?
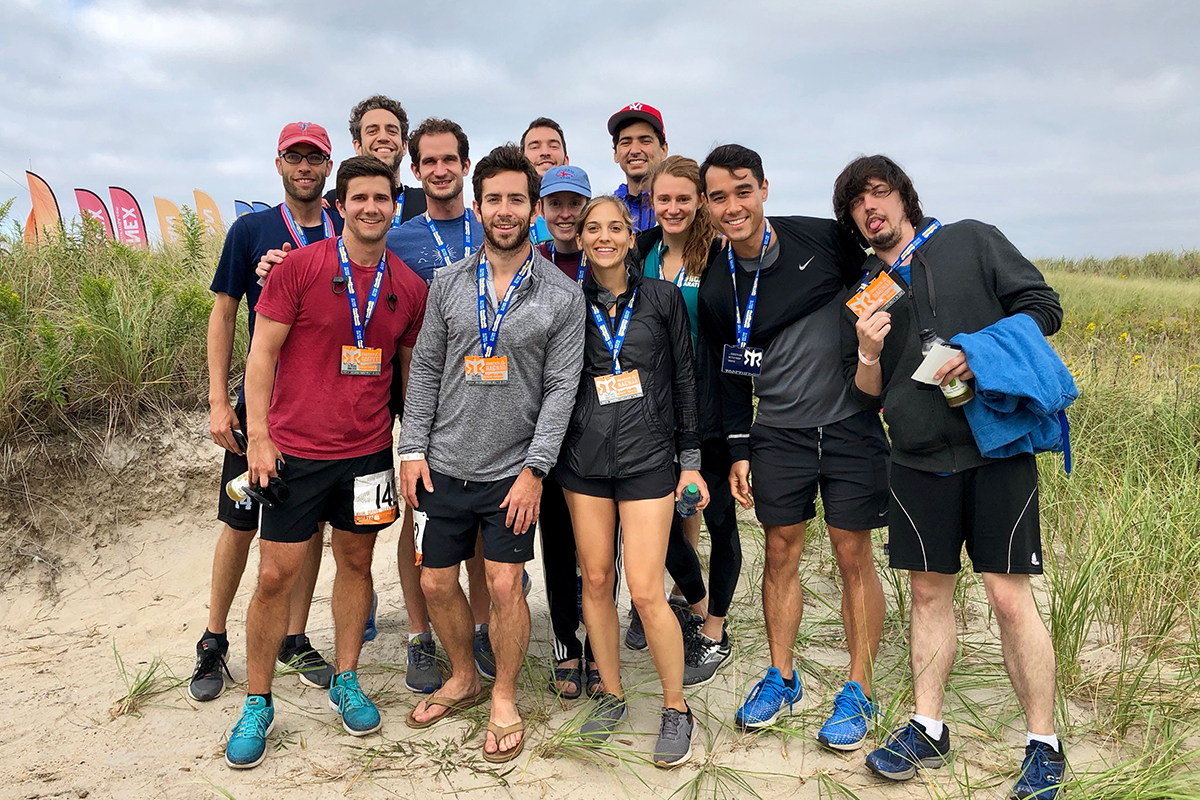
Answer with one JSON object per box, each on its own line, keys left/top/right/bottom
{"left": 664, "top": 439, "right": 742, "bottom": 618}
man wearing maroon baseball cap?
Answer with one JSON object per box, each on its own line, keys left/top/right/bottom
{"left": 607, "top": 103, "right": 669, "bottom": 233}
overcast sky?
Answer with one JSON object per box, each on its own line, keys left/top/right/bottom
{"left": 1, "top": 0, "right": 1196, "bottom": 257}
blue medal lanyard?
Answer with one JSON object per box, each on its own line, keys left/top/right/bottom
{"left": 657, "top": 240, "right": 687, "bottom": 287}
{"left": 477, "top": 249, "right": 533, "bottom": 358}
{"left": 726, "top": 222, "right": 773, "bottom": 349}
{"left": 549, "top": 241, "right": 588, "bottom": 285}
{"left": 391, "top": 193, "right": 405, "bottom": 228}
{"left": 280, "top": 204, "right": 333, "bottom": 247}
{"left": 589, "top": 288, "right": 639, "bottom": 375}
{"left": 424, "top": 211, "right": 474, "bottom": 266}
{"left": 858, "top": 219, "right": 942, "bottom": 291}
{"left": 336, "top": 238, "right": 388, "bottom": 349}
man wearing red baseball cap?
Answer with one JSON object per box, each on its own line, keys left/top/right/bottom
{"left": 607, "top": 103, "right": 669, "bottom": 232}
{"left": 190, "top": 121, "right": 343, "bottom": 708}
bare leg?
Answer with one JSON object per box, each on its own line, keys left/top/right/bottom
{"left": 763, "top": 522, "right": 807, "bottom": 677}
{"left": 565, "top": 490, "right": 621, "bottom": 699}
{"left": 245, "top": 539, "right": 307, "bottom": 694}
{"left": 828, "top": 526, "right": 884, "bottom": 695}
{"left": 910, "top": 571, "right": 958, "bottom": 719}
{"left": 411, "top": 564, "right": 480, "bottom": 723}
{"left": 467, "top": 543, "right": 490, "bottom": 626}
{"left": 622, "top": 495, "right": 685, "bottom": 712}
{"left": 287, "top": 528, "right": 324, "bottom": 636}
{"left": 483, "top": 560, "right": 529, "bottom": 755}
{"left": 982, "top": 573, "right": 1056, "bottom": 734}
{"left": 329, "top": 529, "right": 376, "bottom": 673}
{"left": 395, "top": 507, "right": 430, "bottom": 634}
{"left": 205, "top": 524, "right": 257, "bottom": 634}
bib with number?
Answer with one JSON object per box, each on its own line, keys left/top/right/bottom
{"left": 594, "top": 369, "right": 644, "bottom": 405}
{"left": 353, "top": 468, "right": 397, "bottom": 525}
{"left": 464, "top": 355, "right": 509, "bottom": 385}
{"left": 341, "top": 344, "right": 382, "bottom": 376}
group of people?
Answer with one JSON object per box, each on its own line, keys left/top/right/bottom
{"left": 192, "top": 95, "right": 1068, "bottom": 798}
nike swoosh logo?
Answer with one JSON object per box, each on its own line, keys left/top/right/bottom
{"left": 799, "top": 256, "right": 814, "bottom": 271}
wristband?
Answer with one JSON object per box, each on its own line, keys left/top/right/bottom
{"left": 398, "top": 452, "right": 425, "bottom": 462}
{"left": 858, "top": 349, "right": 880, "bottom": 366}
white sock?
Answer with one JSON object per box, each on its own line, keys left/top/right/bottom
{"left": 1027, "top": 732, "right": 1060, "bottom": 752}
{"left": 408, "top": 632, "right": 424, "bottom": 644}
{"left": 475, "top": 623, "right": 485, "bottom": 634}
{"left": 912, "top": 715, "right": 944, "bottom": 740}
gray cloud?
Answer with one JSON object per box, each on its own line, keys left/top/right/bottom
{"left": 1, "top": 0, "right": 1195, "bottom": 257}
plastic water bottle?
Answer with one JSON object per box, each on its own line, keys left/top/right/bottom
{"left": 676, "top": 484, "right": 702, "bottom": 518}
{"left": 919, "top": 329, "right": 975, "bottom": 408}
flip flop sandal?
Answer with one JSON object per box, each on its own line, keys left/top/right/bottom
{"left": 585, "top": 665, "right": 604, "bottom": 698}
{"left": 404, "top": 687, "right": 490, "bottom": 730}
{"left": 548, "top": 662, "right": 583, "bottom": 699}
{"left": 483, "top": 720, "right": 525, "bottom": 764}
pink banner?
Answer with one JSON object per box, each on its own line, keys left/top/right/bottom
{"left": 108, "top": 186, "right": 148, "bottom": 249}
{"left": 74, "top": 189, "right": 115, "bottom": 239}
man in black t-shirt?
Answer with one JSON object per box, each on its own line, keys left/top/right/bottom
{"left": 191, "top": 121, "right": 344, "bottom": 704}
{"left": 696, "top": 144, "right": 888, "bottom": 753}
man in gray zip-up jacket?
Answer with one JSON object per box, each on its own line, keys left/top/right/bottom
{"left": 398, "top": 144, "right": 584, "bottom": 763}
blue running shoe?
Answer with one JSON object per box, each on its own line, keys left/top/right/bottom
{"left": 818, "top": 681, "right": 876, "bottom": 751}
{"left": 1011, "top": 741, "right": 1066, "bottom": 799}
{"left": 865, "top": 720, "right": 951, "bottom": 781}
{"left": 328, "top": 671, "right": 382, "bottom": 736}
{"left": 225, "top": 695, "right": 275, "bottom": 769}
{"left": 474, "top": 624, "right": 497, "bottom": 680}
{"left": 735, "top": 667, "right": 801, "bottom": 730}
{"left": 522, "top": 569, "right": 532, "bottom": 598}
{"left": 362, "top": 591, "right": 378, "bottom": 643}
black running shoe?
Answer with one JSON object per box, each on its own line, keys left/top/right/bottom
{"left": 277, "top": 635, "right": 334, "bottom": 689}
{"left": 188, "top": 634, "right": 231, "bottom": 702}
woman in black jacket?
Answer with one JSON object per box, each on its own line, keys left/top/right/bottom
{"left": 558, "top": 195, "right": 709, "bottom": 768}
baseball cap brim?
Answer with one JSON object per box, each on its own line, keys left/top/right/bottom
{"left": 607, "top": 110, "right": 664, "bottom": 138}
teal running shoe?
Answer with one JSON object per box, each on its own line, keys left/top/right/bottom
{"left": 328, "top": 671, "right": 381, "bottom": 736}
{"left": 225, "top": 695, "right": 275, "bottom": 769}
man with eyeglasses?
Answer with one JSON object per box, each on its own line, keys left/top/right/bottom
{"left": 191, "top": 122, "right": 343, "bottom": 706}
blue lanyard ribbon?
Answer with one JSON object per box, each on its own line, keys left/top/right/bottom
{"left": 588, "top": 287, "right": 638, "bottom": 375}
{"left": 336, "top": 237, "right": 388, "bottom": 349}
{"left": 859, "top": 219, "right": 942, "bottom": 290}
{"left": 550, "top": 242, "right": 588, "bottom": 285}
{"left": 280, "top": 205, "right": 333, "bottom": 248}
{"left": 726, "top": 222, "right": 773, "bottom": 349}
{"left": 477, "top": 250, "right": 533, "bottom": 357}
{"left": 391, "top": 193, "right": 405, "bottom": 228}
{"left": 656, "top": 241, "right": 687, "bottom": 287}
{"left": 424, "top": 211, "right": 474, "bottom": 266}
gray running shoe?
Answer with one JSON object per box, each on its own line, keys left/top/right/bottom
{"left": 277, "top": 635, "right": 334, "bottom": 689}
{"left": 474, "top": 624, "right": 497, "bottom": 679}
{"left": 654, "top": 707, "right": 696, "bottom": 768}
{"left": 624, "top": 607, "right": 647, "bottom": 650}
{"left": 580, "top": 692, "right": 628, "bottom": 742}
{"left": 405, "top": 632, "right": 442, "bottom": 693}
{"left": 684, "top": 627, "right": 731, "bottom": 687}
{"left": 188, "top": 634, "right": 230, "bottom": 702}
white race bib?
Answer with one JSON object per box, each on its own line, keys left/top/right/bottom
{"left": 353, "top": 469, "right": 398, "bottom": 525}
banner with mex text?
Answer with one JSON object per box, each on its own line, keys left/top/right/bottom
{"left": 109, "top": 187, "right": 148, "bottom": 249}
{"left": 74, "top": 189, "right": 115, "bottom": 239}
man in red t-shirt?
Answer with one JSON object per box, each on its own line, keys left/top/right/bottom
{"left": 224, "top": 156, "right": 427, "bottom": 770}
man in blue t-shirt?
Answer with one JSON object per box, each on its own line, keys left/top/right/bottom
{"left": 191, "top": 121, "right": 344, "bottom": 704}
{"left": 521, "top": 117, "right": 569, "bottom": 245}
{"left": 387, "top": 118, "right": 483, "bottom": 283}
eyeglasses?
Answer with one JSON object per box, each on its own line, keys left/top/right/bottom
{"left": 849, "top": 185, "right": 894, "bottom": 211}
{"left": 281, "top": 151, "right": 330, "bottom": 165}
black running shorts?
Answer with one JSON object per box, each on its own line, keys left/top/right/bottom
{"left": 414, "top": 470, "right": 536, "bottom": 569}
{"left": 748, "top": 411, "right": 890, "bottom": 530}
{"left": 258, "top": 448, "right": 398, "bottom": 543}
{"left": 555, "top": 464, "right": 676, "bottom": 502}
{"left": 887, "top": 454, "right": 1043, "bottom": 575}
{"left": 216, "top": 402, "right": 258, "bottom": 532}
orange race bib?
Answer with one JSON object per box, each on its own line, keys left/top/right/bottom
{"left": 464, "top": 355, "right": 509, "bottom": 385}
{"left": 846, "top": 271, "right": 905, "bottom": 318}
{"left": 594, "top": 370, "right": 645, "bottom": 405}
{"left": 341, "top": 345, "right": 382, "bottom": 376}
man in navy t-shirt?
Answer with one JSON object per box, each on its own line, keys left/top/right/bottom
{"left": 387, "top": 117, "right": 483, "bottom": 283}
{"left": 190, "top": 121, "right": 344, "bottom": 705}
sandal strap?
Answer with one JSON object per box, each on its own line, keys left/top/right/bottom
{"left": 488, "top": 720, "right": 525, "bottom": 739}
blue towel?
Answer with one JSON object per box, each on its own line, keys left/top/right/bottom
{"left": 951, "top": 314, "right": 1078, "bottom": 471}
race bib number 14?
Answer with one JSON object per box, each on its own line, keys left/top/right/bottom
{"left": 353, "top": 469, "right": 398, "bottom": 525}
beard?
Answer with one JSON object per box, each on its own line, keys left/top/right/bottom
{"left": 283, "top": 173, "right": 324, "bottom": 203}
{"left": 483, "top": 216, "right": 529, "bottom": 254}
{"left": 866, "top": 220, "right": 903, "bottom": 252}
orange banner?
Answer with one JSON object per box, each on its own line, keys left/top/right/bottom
{"left": 193, "top": 190, "right": 225, "bottom": 236}
{"left": 154, "top": 197, "right": 181, "bottom": 244}
{"left": 23, "top": 209, "right": 36, "bottom": 245}
{"left": 25, "top": 171, "right": 62, "bottom": 242}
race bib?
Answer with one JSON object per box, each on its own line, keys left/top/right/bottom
{"left": 846, "top": 271, "right": 905, "bottom": 318}
{"left": 464, "top": 355, "right": 509, "bottom": 385}
{"left": 412, "top": 509, "right": 428, "bottom": 566}
{"left": 722, "top": 344, "right": 763, "bottom": 376}
{"left": 353, "top": 469, "right": 397, "bottom": 525}
{"left": 594, "top": 370, "right": 645, "bottom": 405}
{"left": 341, "top": 345, "right": 383, "bottom": 376}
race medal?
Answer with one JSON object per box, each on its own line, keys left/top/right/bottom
{"left": 847, "top": 270, "right": 905, "bottom": 318}
{"left": 341, "top": 344, "right": 383, "bottom": 376}
{"left": 464, "top": 355, "right": 509, "bottom": 385}
{"left": 594, "top": 369, "right": 644, "bottom": 405}
{"left": 353, "top": 468, "right": 398, "bottom": 525}
{"left": 722, "top": 344, "right": 763, "bottom": 376}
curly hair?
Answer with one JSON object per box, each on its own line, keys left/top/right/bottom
{"left": 408, "top": 117, "right": 470, "bottom": 166}
{"left": 348, "top": 95, "right": 410, "bottom": 144}
{"left": 832, "top": 155, "right": 923, "bottom": 236}
{"left": 648, "top": 156, "right": 716, "bottom": 279}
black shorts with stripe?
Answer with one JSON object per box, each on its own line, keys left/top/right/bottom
{"left": 887, "top": 453, "right": 1043, "bottom": 575}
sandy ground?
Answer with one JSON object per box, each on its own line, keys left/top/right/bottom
{"left": 0, "top": 418, "right": 1115, "bottom": 799}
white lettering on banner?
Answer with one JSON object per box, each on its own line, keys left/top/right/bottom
{"left": 120, "top": 206, "right": 142, "bottom": 243}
